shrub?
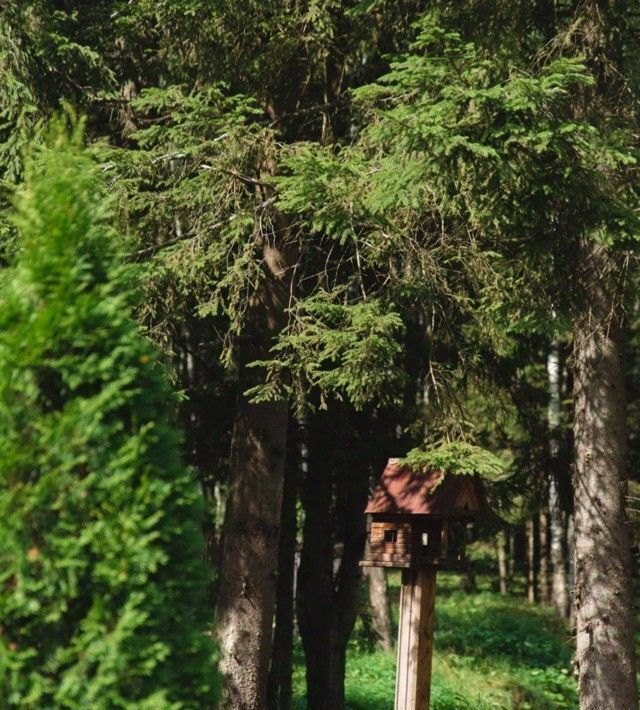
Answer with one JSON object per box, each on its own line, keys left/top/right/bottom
{"left": 0, "top": 124, "right": 218, "bottom": 708}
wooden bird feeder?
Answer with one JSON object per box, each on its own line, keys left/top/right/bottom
{"left": 361, "top": 457, "right": 496, "bottom": 710}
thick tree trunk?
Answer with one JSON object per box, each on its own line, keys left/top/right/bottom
{"left": 572, "top": 243, "right": 637, "bottom": 710}
{"left": 548, "top": 342, "right": 570, "bottom": 618}
{"left": 267, "top": 426, "right": 300, "bottom": 710}
{"left": 297, "top": 410, "right": 334, "bottom": 710}
{"left": 538, "top": 505, "right": 550, "bottom": 604}
{"left": 214, "top": 226, "right": 293, "bottom": 708}
{"left": 526, "top": 519, "right": 536, "bottom": 604}
{"left": 365, "top": 567, "right": 394, "bottom": 652}
{"left": 215, "top": 397, "right": 288, "bottom": 709}
{"left": 497, "top": 529, "right": 508, "bottom": 595}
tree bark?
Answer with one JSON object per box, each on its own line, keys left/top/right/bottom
{"left": 215, "top": 397, "right": 288, "bottom": 709}
{"left": 507, "top": 530, "right": 515, "bottom": 586}
{"left": 567, "top": 513, "right": 576, "bottom": 628}
{"left": 572, "top": 243, "right": 637, "bottom": 710}
{"left": 526, "top": 518, "right": 536, "bottom": 603}
{"left": 297, "top": 407, "right": 369, "bottom": 709}
{"left": 461, "top": 525, "right": 477, "bottom": 593}
{"left": 549, "top": 492, "right": 569, "bottom": 618}
{"left": 267, "top": 424, "right": 300, "bottom": 710}
{"left": 547, "top": 342, "right": 570, "bottom": 618}
{"left": 497, "top": 529, "right": 508, "bottom": 595}
{"left": 538, "top": 505, "right": 550, "bottom": 604}
{"left": 296, "top": 409, "right": 334, "bottom": 710}
{"left": 365, "top": 567, "right": 394, "bottom": 653}
{"left": 214, "top": 223, "right": 293, "bottom": 708}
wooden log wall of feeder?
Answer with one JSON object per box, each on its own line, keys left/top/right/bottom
{"left": 361, "top": 458, "right": 497, "bottom": 710}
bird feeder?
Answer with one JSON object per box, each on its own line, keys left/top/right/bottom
{"left": 361, "top": 457, "right": 496, "bottom": 710}
{"left": 362, "top": 458, "right": 494, "bottom": 570}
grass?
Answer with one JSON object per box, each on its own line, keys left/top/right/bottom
{"left": 292, "top": 572, "right": 578, "bottom": 709}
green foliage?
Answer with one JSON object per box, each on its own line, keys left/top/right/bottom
{"left": 272, "top": 9, "right": 640, "bottom": 515}
{"left": 403, "top": 442, "right": 508, "bottom": 481}
{"left": 0, "top": 2, "right": 116, "bottom": 183}
{"left": 0, "top": 2, "right": 120, "bottom": 261}
{"left": 278, "top": 9, "right": 640, "bottom": 362}
{"left": 246, "top": 292, "right": 406, "bottom": 410}
{"left": 434, "top": 589, "right": 576, "bottom": 709}
{"left": 436, "top": 591, "right": 570, "bottom": 667}
{"left": 97, "top": 83, "right": 268, "bottom": 360}
{"left": 0, "top": 126, "right": 218, "bottom": 708}
{"left": 90, "top": 0, "right": 433, "bottom": 416}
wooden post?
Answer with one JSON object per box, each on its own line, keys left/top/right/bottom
{"left": 395, "top": 566, "right": 437, "bottom": 710}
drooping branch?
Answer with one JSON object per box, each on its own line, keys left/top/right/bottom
{"left": 128, "top": 196, "right": 278, "bottom": 262}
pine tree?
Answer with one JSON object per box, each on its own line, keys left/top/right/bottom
{"left": 0, "top": 124, "right": 218, "bottom": 709}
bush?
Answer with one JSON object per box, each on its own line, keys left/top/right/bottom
{"left": 0, "top": 125, "right": 218, "bottom": 708}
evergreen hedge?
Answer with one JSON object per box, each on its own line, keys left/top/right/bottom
{"left": 0, "top": 125, "right": 218, "bottom": 709}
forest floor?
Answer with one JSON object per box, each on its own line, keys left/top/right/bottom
{"left": 292, "top": 571, "right": 577, "bottom": 709}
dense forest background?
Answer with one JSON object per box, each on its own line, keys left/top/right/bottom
{"left": 1, "top": 1, "right": 640, "bottom": 709}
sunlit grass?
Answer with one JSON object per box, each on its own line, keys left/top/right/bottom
{"left": 292, "top": 573, "right": 578, "bottom": 709}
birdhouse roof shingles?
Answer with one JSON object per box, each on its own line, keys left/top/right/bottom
{"left": 365, "top": 458, "right": 494, "bottom": 520}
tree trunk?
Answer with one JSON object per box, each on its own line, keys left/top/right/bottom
{"left": 297, "top": 407, "right": 369, "bottom": 709}
{"left": 365, "top": 566, "right": 393, "bottom": 653}
{"left": 572, "top": 243, "right": 637, "bottom": 710}
{"left": 215, "top": 397, "right": 288, "bottom": 709}
{"left": 267, "top": 424, "right": 300, "bottom": 710}
{"left": 549, "top": 493, "right": 569, "bottom": 618}
{"left": 461, "top": 525, "right": 477, "bottom": 593}
{"left": 497, "top": 529, "right": 508, "bottom": 595}
{"left": 214, "top": 223, "right": 293, "bottom": 708}
{"left": 567, "top": 513, "right": 576, "bottom": 628}
{"left": 297, "top": 409, "right": 334, "bottom": 710}
{"left": 508, "top": 530, "right": 515, "bottom": 585}
{"left": 526, "top": 518, "right": 536, "bottom": 603}
{"left": 548, "top": 341, "right": 570, "bottom": 618}
{"left": 538, "top": 505, "right": 550, "bottom": 604}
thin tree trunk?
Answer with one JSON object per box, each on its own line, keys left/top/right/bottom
{"left": 567, "top": 513, "right": 576, "bottom": 628}
{"left": 461, "top": 558, "right": 477, "bottom": 594}
{"left": 526, "top": 519, "right": 536, "bottom": 603}
{"left": 497, "top": 529, "right": 508, "bottom": 595}
{"left": 214, "top": 215, "right": 294, "bottom": 708}
{"left": 461, "top": 525, "right": 477, "bottom": 593}
{"left": 538, "top": 505, "right": 550, "bottom": 604}
{"left": 548, "top": 341, "right": 570, "bottom": 617}
{"left": 332, "top": 485, "right": 368, "bottom": 705}
{"left": 267, "top": 425, "right": 300, "bottom": 710}
{"left": 508, "top": 530, "right": 515, "bottom": 585}
{"left": 548, "top": 342, "right": 570, "bottom": 618}
{"left": 572, "top": 243, "right": 637, "bottom": 710}
{"left": 365, "top": 567, "right": 393, "bottom": 652}
{"left": 550, "top": 499, "right": 569, "bottom": 617}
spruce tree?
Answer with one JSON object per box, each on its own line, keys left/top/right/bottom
{"left": 0, "top": 125, "right": 218, "bottom": 709}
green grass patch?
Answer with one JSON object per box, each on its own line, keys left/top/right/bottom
{"left": 293, "top": 574, "right": 578, "bottom": 709}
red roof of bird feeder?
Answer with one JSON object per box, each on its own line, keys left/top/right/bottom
{"left": 365, "top": 458, "right": 495, "bottom": 520}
